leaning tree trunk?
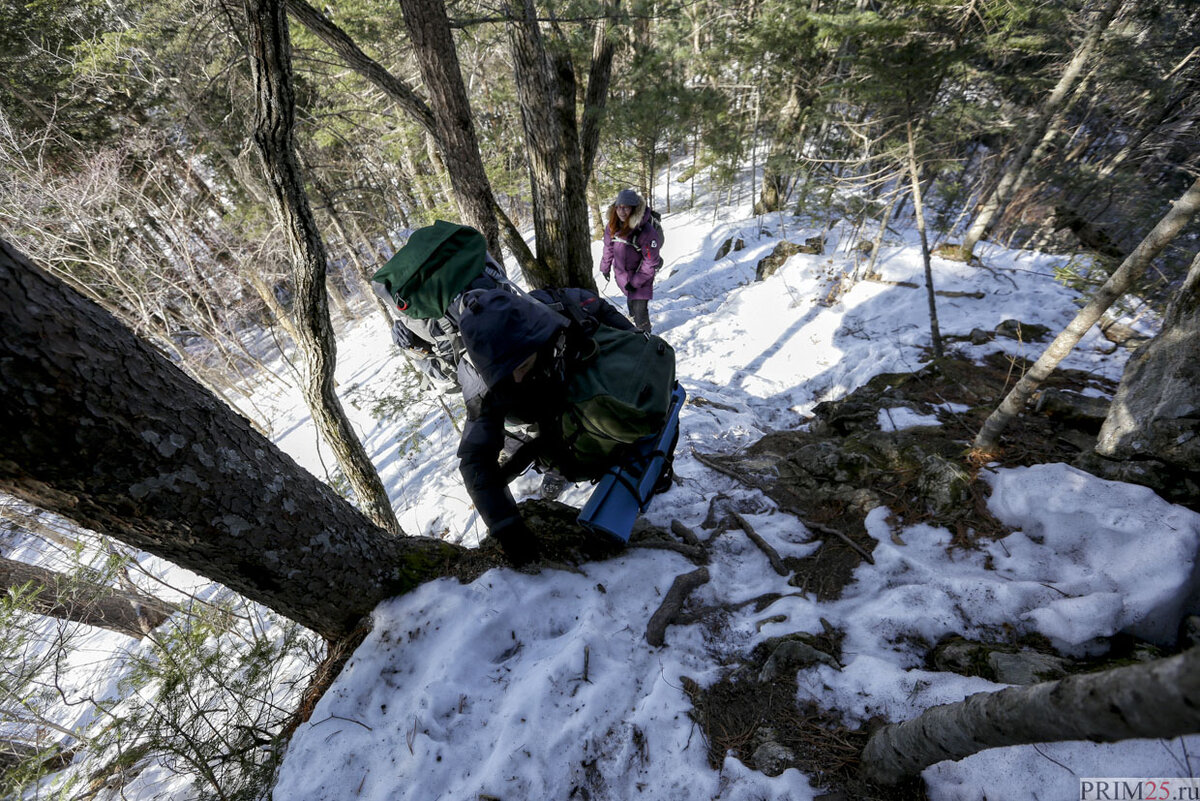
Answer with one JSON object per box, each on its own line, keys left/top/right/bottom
{"left": 504, "top": 0, "right": 599, "bottom": 290}
{"left": 960, "top": 0, "right": 1123, "bottom": 259}
{"left": 860, "top": 645, "right": 1200, "bottom": 785}
{"left": 397, "top": 0, "right": 504, "bottom": 258}
{"left": 0, "top": 556, "right": 176, "bottom": 638}
{"left": 974, "top": 176, "right": 1200, "bottom": 453}
{"left": 0, "top": 240, "right": 463, "bottom": 641}
{"left": 1094, "top": 247, "right": 1200, "bottom": 472}
{"left": 286, "top": 0, "right": 503, "bottom": 259}
{"left": 243, "top": 0, "right": 401, "bottom": 535}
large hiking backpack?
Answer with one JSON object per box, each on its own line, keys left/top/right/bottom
{"left": 373, "top": 220, "right": 488, "bottom": 319}
{"left": 556, "top": 326, "right": 676, "bottom": 480}
{"left": 372, "top": 222, "right": 502, "bottom": 391}
{"left": 646, "top": 208, "right": 664, "bottom": 246}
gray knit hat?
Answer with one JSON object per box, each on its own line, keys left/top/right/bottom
{"left": 614, "top": 188, "right": 642, "bottom": 207}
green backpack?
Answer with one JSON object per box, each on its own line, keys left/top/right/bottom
{"left": 559, "top": 325, "right": 676, "bottom": 479}
{"left": 372, "top": 220, "right": 487, "bottom": 319}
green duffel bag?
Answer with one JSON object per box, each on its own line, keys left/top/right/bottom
{"left": 371, "top": 220, "right": 487, "bottom": 319}
{"left": 559, "top": 325, "right": 676, "bottom": 479}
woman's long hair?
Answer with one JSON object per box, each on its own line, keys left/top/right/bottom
{"left": 606, "top": 201, "right": 643, "bottom": 237}
{"left": 606, "top": 205, "right": 628, "bottom": 237}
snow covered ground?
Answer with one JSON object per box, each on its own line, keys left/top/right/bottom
{"left": 7, "top": 192, "right": 1198, "bottom": 801}
{"left": 266, "top": 202, "right": 1200, "bottom": 800}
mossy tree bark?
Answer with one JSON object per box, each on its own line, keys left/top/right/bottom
{"left": 243, "top": 0, "right": 402, "bottom": 536}
{"left": 0, "top": 240, "right": 463, "bottom": 641}
{"left": 860, "top": 646, "right": 1200, "bottom": 785}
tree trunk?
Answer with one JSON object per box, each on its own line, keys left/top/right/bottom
{"left": 0, "top": 239, "right": 463, "bottom": 640}
{"left": 286, "top": 0, "right": 503, "bottom": 260}
{"left": 503, "top": 0, "right": 599, "bottom": 290}
{"left": 0, "top": 556, "right": 176, "bottom": 638}
{"left": 960, "top": 0, "right": 1123, "bottom": 258}
{"left": 974, "top": 176, "right": 1200, "bottom": 452}
{"left": 579, "top": 6, "right": 618, "bottom": 185}
{"left": 243, "top": 0, "right": 402, "bottom": 535}
{"left": 398, "top": 0, "right": 504, "bottom": 257}
{"left": 860, "top": 646, "right": 1200, "bottom": 786}
{"left": 1094, "top": 247, "right": 1200, "bottom": 472}
{"left": 907, "top": 125, "right": 943, "bottom": 357}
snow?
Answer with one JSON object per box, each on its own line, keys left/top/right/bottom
{"left": 269, "top": 201, "right": 1200, "bottom": 800}
{"left": 8, "top": 190, "right": 1200, "bottom": 800}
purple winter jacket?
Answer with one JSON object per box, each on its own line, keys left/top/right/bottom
{"left": 598, "top": 205, "right": 663, "bottom": 301}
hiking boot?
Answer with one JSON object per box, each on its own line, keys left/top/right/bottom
{"left": 540, "top": 472, "right": 569, "bottom": 501}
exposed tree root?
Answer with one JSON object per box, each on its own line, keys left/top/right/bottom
{"left": 645, "top": 567, "right": 710, "bottom": 647}
{"left": 731, "top": 512, "right": 788, "bottom": 576}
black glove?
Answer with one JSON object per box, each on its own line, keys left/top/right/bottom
{"left": 492, "top": 519, "right": 543, "bottom": 568}
{"left": 624, "top": 281, "right": 635, "bottom": 294}
{"left": 391, "top": 320, "right": 417, "bottom": 349}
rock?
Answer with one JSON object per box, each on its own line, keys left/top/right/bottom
{"left": 995, "top": 319, "right": 1051, "bottom": 342}
{"left": 752, "top": 741, "right": 795, "bottom": 777}
{"left": 800, "top": 235, "right": 825, "bottom": 255}
{"left": 968, "top": 327, "right": 994, "bottom": 345}
{"left": 758, "top": 639, "right": 839, "bottom": 682}
{"left": 1095, "top": 291, "right": 1200, "bottom": 481}
{"left": 932, "top": 638, "right": 989, "bottom": 675}
{"left": 1035, "top": 388, "right": 1111, "bottom": 430}
{"left": 716, "top": 237, "right": 745, "bottom": 260}
{"left": 1182, "top": 616, "right": 1200, "bottom": 649}
{"left": 987, "top": 650, "right": 1070, "bottom": 685}
{"left": 755, "top": 241, "right": 803, "bottom": 281}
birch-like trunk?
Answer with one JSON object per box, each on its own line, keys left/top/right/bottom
{"left": 974, "top": 176, "right": 1200, "bottom": 452}
{"left": 960, "top": 0, "right": 1123, "bottom": 259}
{"left": 860, "top": 646, "right": 1200, "bottom": 785}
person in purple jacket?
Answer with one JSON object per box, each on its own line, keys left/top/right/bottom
{"left": 598, "top": 188, "right": 663, "bottom": 332}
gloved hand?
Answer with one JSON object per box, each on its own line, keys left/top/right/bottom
{"left": 390, "top": 320, "right": 417, "bottom": 349}
{"left": 492, "top": 519, "right": 543, "bottom": 568}
{"left": 601, "top": 270, "right": 610, "bottom": 283}
{"left": 624, "top": 281, "right": 635, "bottom": 294}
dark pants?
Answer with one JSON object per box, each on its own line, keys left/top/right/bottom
{"left": 626, "top": 298, "right": 651, "bottom": 332}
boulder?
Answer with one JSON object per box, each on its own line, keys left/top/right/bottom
{"left": 755, "top": 241, "right": 803, "bottom": 281}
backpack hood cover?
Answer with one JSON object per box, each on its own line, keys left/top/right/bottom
{"left": 372, "top": 221, "right": 488, "bottom": 319}
{"left": 458, "top": 288, "right": 569, "bottom": 390}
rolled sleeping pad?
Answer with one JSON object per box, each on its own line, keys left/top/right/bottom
{"left": 577, "top": 383, "right": 686, "bottom": 542}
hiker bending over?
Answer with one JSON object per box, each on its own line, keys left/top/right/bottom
{"left": 599, "top": 188, "right": 663, "bottom": 333}
{"left": 456, "top": 288, "right": 635, "bottom": 566}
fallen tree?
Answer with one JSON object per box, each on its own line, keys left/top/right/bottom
{"left": 860, "top": 646, "right": 1200, "bottom": 785}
